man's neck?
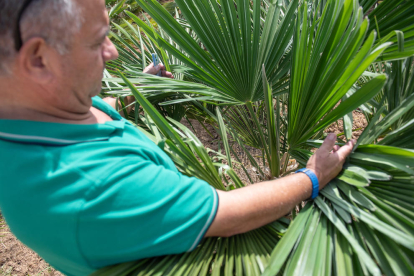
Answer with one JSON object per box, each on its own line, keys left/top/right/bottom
{"left": 0, "top": 104, "right": 113, "bottom": 125}
{"left": 0, "top": 92, "right": 112, "bottom": 125}
{"left": 0, "top": 79, "right": 113, "bottom": 124}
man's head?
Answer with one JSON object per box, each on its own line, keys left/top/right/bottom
{"left": 0, "top": 0, "right": 118, "bottom": 119}
{"left": 0, "top": 0, "right": 83, "bottom": 75}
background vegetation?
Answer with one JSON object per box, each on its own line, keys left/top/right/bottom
{"left": 98, "top": 0, "right": 414, "bottom": 275}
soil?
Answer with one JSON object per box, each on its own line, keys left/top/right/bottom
{"left": 0, "top": 109, "right": 367, "bottom": 275}
{"left": 0, "top": 215, "right": 63, "bottom": 276}
{"left": 326, "top": 109, "right": 368, "bottom": 140}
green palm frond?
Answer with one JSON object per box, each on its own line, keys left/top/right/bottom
{"left": 96, "top": 69, "right": 414, "bottom": 275}
{"left": 128, "top": 0, "right": 295, "bottom": 104}
{"left": 97, "top": 0, "right": 414, "bottom": 275}
{"left": 287, "top": 0, "right": 389, "bottom": 148}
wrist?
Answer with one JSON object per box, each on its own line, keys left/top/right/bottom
{"left": 296, "top": 168, "right": 319, "bottom": 200}
{"left": 305, "top": 167, "right": 326, "bottom": 189}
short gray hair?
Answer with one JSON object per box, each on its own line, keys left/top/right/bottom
{"left": 0, "top": 0, "right": 83, "bottom": 75}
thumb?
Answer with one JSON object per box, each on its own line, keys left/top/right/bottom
{"left": 336, "top": 140, "right": 355, "bottom": 160}
{"left": 319, "top": 133, "right": 337, "bottom": 152}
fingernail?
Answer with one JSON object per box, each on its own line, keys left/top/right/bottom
{"left": 328, "top": 133, "right": 336, "bottom": 140}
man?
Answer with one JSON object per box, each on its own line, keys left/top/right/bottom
{"left": 0, "top": 0, "right": 355, "bottom": 275}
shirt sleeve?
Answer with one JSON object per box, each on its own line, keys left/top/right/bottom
{"left": 77, "top": 158, "right": 219, "bottom": 269}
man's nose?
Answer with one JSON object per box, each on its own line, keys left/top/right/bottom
{"left": 103, "top": 37, "right": 119, "bottom": 62}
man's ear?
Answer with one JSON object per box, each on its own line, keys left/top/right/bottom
{"left": 17, "top": 37, "right": 56, "bottom": 84}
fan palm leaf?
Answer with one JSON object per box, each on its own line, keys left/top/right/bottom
{"left": 128, "top": 0, "right": 295, "bottom": 104}
{"left": 94, "top": 0, "right": 414, "bottom": 275}
{"left": 95, "top": 71, "right": 414, "bottom": 275}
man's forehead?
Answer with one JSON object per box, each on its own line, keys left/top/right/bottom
{"left": 76, "top": 0, "right": 109, "bottom": 35}
{"left": 75, "top": 0, "right": 106, "bottom": 11}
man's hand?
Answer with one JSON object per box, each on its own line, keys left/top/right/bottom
{"left": 143, "top": 63, "right": 174, "bottom": 79}
{"left": 306, "top": 133, "right": 356, "bottom": 189}
{"left": 205, "top": 133, "right": 356, "bottom": 238}
{"left": 103, "top": 63, "right": 174, "bottom": 114}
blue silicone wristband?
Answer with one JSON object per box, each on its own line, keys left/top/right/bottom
{"left": 295, "top": 168, "right": 319, "bottom": 199}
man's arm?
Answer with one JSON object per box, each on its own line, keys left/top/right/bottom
{"left": 205, "top": 134, "right": 355, "bottom": 237}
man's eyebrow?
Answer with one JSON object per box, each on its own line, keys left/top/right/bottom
{"left": 96, "top": 28, "right": 110, "bottom": 43}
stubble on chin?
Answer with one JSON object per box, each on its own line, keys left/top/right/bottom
{"left": 89, "top": 68, "right": 105, "bottom": 98}
{"left": 91, "top": 83, "right": 102, "bottom": 97}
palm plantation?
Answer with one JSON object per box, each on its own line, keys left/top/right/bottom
{"left": 98, "top": 0, "right": 414, "bottom": 275}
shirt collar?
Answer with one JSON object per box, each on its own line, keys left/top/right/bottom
{"left": 0, "top": 97, "right": 125, "bottom": 146}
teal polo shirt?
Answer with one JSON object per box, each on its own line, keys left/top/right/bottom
{"left": 0, "top": 97, "right": 218, "bottom": 276}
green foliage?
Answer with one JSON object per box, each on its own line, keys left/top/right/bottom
{"left": 132, "top": 0, "right": 294, "bottom": 104}
{"left": 98, "top": 0, "right": 414, "bottom": 275}
{"left": 107, "top": 0, "right": 143, "bottom": 19}
{"left": 287, "top": 0, "right": 388, "bottom": 148}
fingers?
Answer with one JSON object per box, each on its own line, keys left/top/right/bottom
{"left": 143, "top": 63, "right": 156, "bottom": 75}
{"left": 319, "top": 133, "right": 337, "bottom": 152}
{"left": 154, "top": 64, "right": 161, "bottom": 73}
{"left": 162, "top": 70, "right": 174, "bottom": 79}
{"left": 158, "top": 64, "right": 174, "bottom": 78}
{"left": 336, "top": 140, "right": 355, "bottom": 160}
{"left": 333, "top": 145, "right": 340, "bottom": 152}
{"left": 143, "top": 62, "right": 174, "bottom": 78}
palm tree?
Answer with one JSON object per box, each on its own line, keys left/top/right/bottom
{"left": 96, "top": 0, "right": 414, "bottom": 274}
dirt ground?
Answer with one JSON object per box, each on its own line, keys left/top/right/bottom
{"left": 0, "top": 109, "right": 367, "bottom": 275}
{"left": 326, "top": 110, "right": 367, "bottom": 140}
{"left": 0, "top": 215, "right": 63, "bottom": 276}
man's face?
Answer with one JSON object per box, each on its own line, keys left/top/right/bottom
{"left": 59, "top": 0, "right": 118, "bottom": 107}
